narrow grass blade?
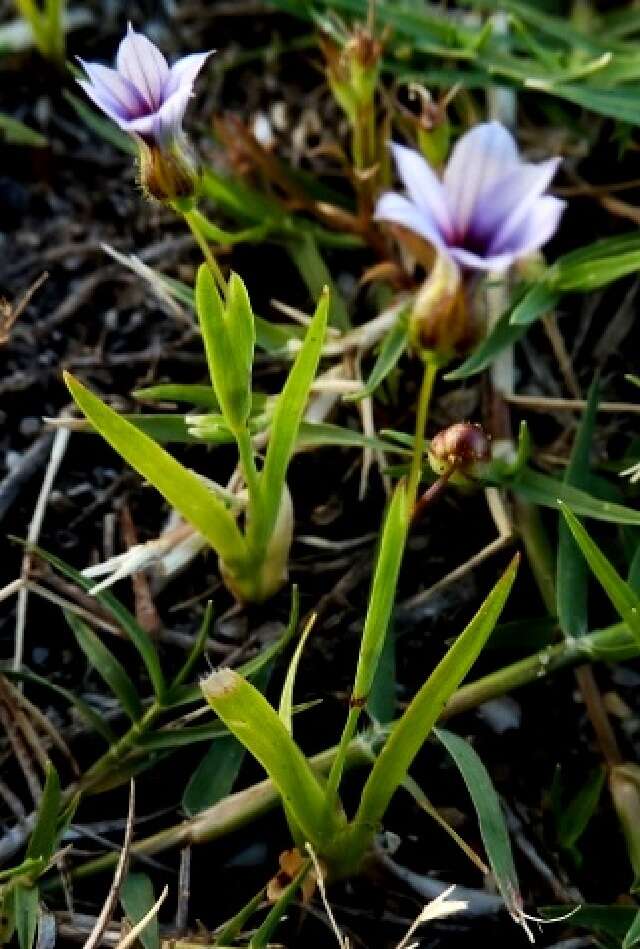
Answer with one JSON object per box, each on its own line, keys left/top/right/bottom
{"left": 64, "top": 373, "right": 247, "bottom": 569}
{"left": 624, "top": 909, "right": 640, "bottom": 948}
{"left": 555, "top": 766, "right": 606, "bottom": 857}
{"left": 557, "top": 382, "right": 599, "bottom": 639}
{"left": 26, "top": 763, "right": 61, "bottom": 863}
{"left": 64, "top": 612, "right": 142, "bottom": 722}
{"left": 169, "top": 602, "right": 213, "bottom": 693}
{"left": 509, "top": 469, "right": 640, "bottom": 525}
{"left": 559, "top": 503, "right": 640, "bottom": 643}
{"left": 347, "top": 311, "right": 409, "bottom": 402}
{"left": 285, "top": 233, "right": 349, "bottom": 331}
{"left": 257, "top": 289, "right": 328, "bottom": 543}
{"left": 435, "top": 728, "right": 522, "bottom": 921}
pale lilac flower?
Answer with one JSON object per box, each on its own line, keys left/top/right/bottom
{"left": 375, "top": 122, "right": 565, "bottom": 272}
{"left": 77, "top": 25, "right": 212, "bottom": 148}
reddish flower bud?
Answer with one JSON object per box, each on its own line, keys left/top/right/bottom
{"left": 428, "top": 422, "right": 491, "bottom": 481}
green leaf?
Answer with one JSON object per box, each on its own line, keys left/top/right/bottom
{"left": 14, "top": 885, "right": 38, "bottom": 949}
{"left": 435, "top": 728, "right": 521, "bottom": 921}
{"left": 284, "top": 232, "right": 350, "bottom": 331}
{"left": 120, "top": 874, "right": 160, "bottom": 949}
{"left": 351, "top": 556, "right": 519, "bottom": 858}
{"left": 132, "top": 384, "right": 219, "bottom": 409}
{"left": 26, "top": 763, "right": 61, "bottom": 863}
{"left": 279, "top": 609, "right": 310, "bottom": 735}
{"left": 347, "top": 311, "right": 409, "bottom": 402}
{"left": 297, "top": 421, "right": 408, "bottom": 454}
{"left": 557, "top": 382, "right": 600, "bottom": 639}
{"left": 444, "top": 304, "right": 527, "bottom": 381}
{"left": 64, "top": 611, "right": 143, "bottom": 722}
{"left": 64, "top": 91, "right": 135, "bottom": 154}
{"left": 508, "top": 282, "right": 560, "bottom": 326}
{"left": 0, "top": 112, "right": 46, "bottom": 148}
{"left": 23, "top": 543, "right": 166, "bottom": 702}
{"left": 64, "top": 372, "right": 247, "bottom": 571}
{"left": 506, "top": 468, "right": 640, "bottom": 525}
{"left": 367, "top": 616, "right": 396, "bottom": 725}
{"left": 169, "top": 602, "right": 214, "bottom": 694}
{"left": 256, "top": 289, "right": 328, "bottom": 544}
{"left": 201, "top": 670, "right": 336, "bottom": 847}
{"left": 182, "top": 662, "right": 273, "bottom": 816}
{"left": 0, "top": 667, "right": 115, "bottom": 744}
{"left": 624, "top": 909, "right": 640, "bottom": 949}
{"left": 551, "top": 231, "right": 640, "bottom": 291}
{"left": 195, "top": 266, "right": 255, "bottom": 431}
{"left": 555, "top": 766, "right": 606, "bottom": 856}
{"left": 559, "top": 503, "right": 640, "bottom": 644}
{"left": 540, "top": 904, "right": 637, "bottom": 941}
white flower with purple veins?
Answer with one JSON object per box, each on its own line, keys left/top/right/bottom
{"left": 77, "top": 25, "right": 212, "bottom": 148}
{"left": 375, "top": 122, "right": 565, "bottom": 272}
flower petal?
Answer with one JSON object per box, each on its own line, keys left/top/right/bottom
{"left": 374, "top": 192, "right": 446, "bottom": 250}
{"left": 163, "top": 51, "right": 213, "bottom": 100}
{"left": 447, "top": 245, "right": 516, "bottom": 273}
{"left": 116, "top": 24, "right": 169, "bottom": 110}
{"left": 491, "top": 195, "right": 566, "bottom": 258}
{"left": 444, "top": 122, "right": 519, "bottom": 237}
{"left": 478, "top": 158, "right": 561, "bottom": 253}
{"left": 389, "top": 141, "right": 452, "bottom": 237}
{"left": 77, "top": 60, "right": 146, "bottom": 119}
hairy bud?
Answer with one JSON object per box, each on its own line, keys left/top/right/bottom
{"left": 610, "top": 763, "right": 640, "bottom": 892}
{"left": 138, "top": 138, "right": 199, "bottom": 204}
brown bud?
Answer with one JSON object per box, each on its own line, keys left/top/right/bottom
{"left": 409, "top": 253, "right": 472, "bottom": 360}
{"left": 610, "top": 763, "right": 640, "bottom": 891}
{"left": 429, "top": 423, "right": 491, "bottom": 478}
{"left": 138, "top": 138, "right": 199, "bottom": 204}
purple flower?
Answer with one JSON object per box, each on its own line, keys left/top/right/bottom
{"left": 77, "top": 25, "right": 212, "bottom": 148}
{"left": 375, "top": 122, "right": 565, "bottom": 272}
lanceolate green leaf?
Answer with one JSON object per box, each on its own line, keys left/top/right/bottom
{"left": 201, "top": 669, "right": 335, "bottom": 846}
{"left": 507, "top": 468, "right": 640, "bottom": 526}
{"left": 347, "top": 310, "right": 409, "bottom": 402}
{"left": 14, "top": 885, "right": 38, "bottom": 949}
{"left": 26, "top": 763, "right": 61, "bottom": 864}
{"left": 559, "top": 503, "right": 640, "bottom": 644}
{"left": 435, "top": 728, "right": 521, "bottom": 920}
{"left": 64, "top": 612, "right": 142, "bottom": 722}
{"left": 120, "top": 874, "right": 160, "bottom": 949}
{"left": 557, "top": 382, "right": 600, "bottom": 639}
{"left": 256, "top": 290, "right": 329, "bottom": 544}
{"left": 445, "top": 305, "right": 528, "bottom": 381}
{"left": 64, "top": 373, "right": 247, "bottom": 569}
{"left": 350, "top": 556, "right": 519, "bottom": 858}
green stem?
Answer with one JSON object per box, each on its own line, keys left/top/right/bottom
{"left": 78, "top": 702, "right": 163, "bottom": 795}
{"left": 235, "top": 425, "right": 261, "bottom": 513}
{"left": 181, "top": 208, "right": 228, "bottom": 298}
{"left": 407, "top": 358, "right": 438, "bottom": 506}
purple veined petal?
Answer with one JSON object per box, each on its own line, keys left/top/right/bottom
{"left": 490, "top": 195, "right": 566, "bottom": 258}
{"left": 444, "top": 122, "right": 520, "bottom": 238}
{"left": 77, "top": 79, "right": 135, "bottom": 129}
{"left": 116, "top": 24, "right": 169, "bottom": 111}
{"left": 389, "top": 141, "right": 452, "bottom": 238}
{"left": 163, "top": 51, "right": 213, "bottom": 101}
{"left": 77, "top": 59, "right": 146, "bottom": 120}
{"left": 477, "top": 158, "right": 561, "bottom": 253}
{"left": 447, "top": 245, "right": 517, "bottom": 273}
{"left": 150, "top": 84, "right": 194, "bottom": 146}
{"left": 374, "top": 191, "right": 447, "bottom": 251}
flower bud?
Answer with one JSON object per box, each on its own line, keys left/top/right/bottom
{"left": 319, "top": 26, "right": 382, "bottom": 124}
{"left": 428, "top": 422, "right": 491, "bottom": 485}
{"left": 137, "top": 137, "right": 199, "bottom": 204}
{"left": 409, "top": 253, "right": 471, "bottom": 361}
